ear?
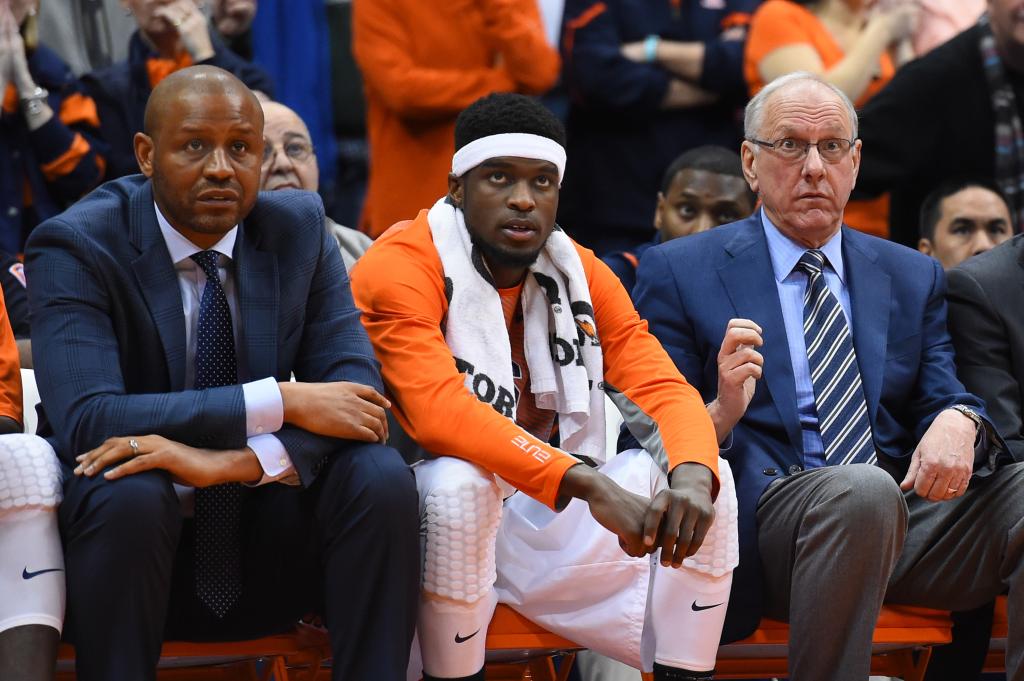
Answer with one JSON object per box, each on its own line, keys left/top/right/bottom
{"left": 447, "top": 172, "right": 464, "bottom": 209}
{"left": 741, "top": 141, "right": 760, "bottom": 196}
{"left": 917, "top": 238, "right": 933, "bottom": 256}
{"left": 134, "top": 132, "right": 155, "bottom": 178}
{"left": 653, "top": 191, "right": 666, "bottom": 231}
{"left": 850, "top": 137, "right": 862, "bottom": 186}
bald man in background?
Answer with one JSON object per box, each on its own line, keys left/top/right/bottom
{"left": 25, "top": 66, "right": 418, "bottom": 681}
{"left": 260, "top": 101, "right": 372, "bottom": 271}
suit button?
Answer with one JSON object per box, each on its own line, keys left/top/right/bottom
{"left": 788, "top": 464, "right": 803, "bottom": 474}
{"left": 762, "top": 467, "right": 778, "bottom": 476}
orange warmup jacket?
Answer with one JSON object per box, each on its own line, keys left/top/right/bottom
{"left": 352, "top": 0, "right": 560, "bottom": 237}
{"left": 0, "top": 289, "right": 22, "bottom": 424}
{"left": 351, "top": 212, "right": 719, "bottom": 510}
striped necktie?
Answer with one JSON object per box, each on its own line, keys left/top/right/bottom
{"left": 796, "top": 250, "right": 877, "bottom": 466}
{"left": 191, "top": 250, "right": 243, "bottom": 617}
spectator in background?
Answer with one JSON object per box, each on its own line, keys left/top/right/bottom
{"left": 914, "top": 0, "right": 985, "bottom": 56}
{"left": 37, "top": 0, "right": 254, "bottom": 76}
{"left": 603, "top": 145, "right": 756, "bottom": 294}
{"left": 855, "top": 1, "right": 1024, "bottom": 247}
{"left": 352, "top": 0, "right": 559, "bottom": 238}
{"left": 36, "top": 0, "right": 134, "bottom": 76}
{"left": 918, "top": 180, "right": 1014, "bottom": 269}
{"left": 0, "top": 0, "right": 106, "bottom": 254}
{"left": 82, "top": 0, "right": 272, "bottom": 181}
{"left": 212, "top": 0, "right": 256, "bottom": 61}
{"left": 260, "top": 100, "right": 371, "bottom": 271}
{"left": 324, "top": 0, "right": 368, "bottom": 230}
{"left": 744, "top": 0, "right": 920, "bottom": 237}
{"left": 558, "top": 0, "right": 759, "bottom": 257}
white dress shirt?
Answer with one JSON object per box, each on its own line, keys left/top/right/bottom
{"left": 155, "top": 204, "right": 296, "bottom": 488}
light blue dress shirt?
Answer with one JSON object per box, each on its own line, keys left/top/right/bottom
{"left": 761, "top": 210, "right": 852, "bottom": 468}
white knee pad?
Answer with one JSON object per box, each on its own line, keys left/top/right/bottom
{"left": 0, "top": 435, "right": 62, "bottom": 513}
{"left": 682, "top": 456, "right": 738, "bottom": 577}
{"left": 416, "top": 458, "right": 503, "bottom": 603}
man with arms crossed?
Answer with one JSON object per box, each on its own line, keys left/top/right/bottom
{"left": 25, "top": 66, "right": 418, "bottom": 681}
{"left": 352, "top": 93, "right": 745, "bottom": 681}
{"left": 632, "top": 71, "right": 1023, "bottom": 681}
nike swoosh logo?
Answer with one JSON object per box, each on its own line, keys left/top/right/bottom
{"left": 454, "top": 629, "right": 481, "bottom": 644}
{"left": 22, "top": 567, "right": 64, "bottom": 580}
{"left": 691, "top": 600, "right": 724, "bottom": 612}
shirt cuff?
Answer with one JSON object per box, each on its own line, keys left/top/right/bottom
{"left": 247, "top": 434, "right": 298, "bottom": 486}
{"left": 242, "top": 377, "right": 284, "bottom": 437}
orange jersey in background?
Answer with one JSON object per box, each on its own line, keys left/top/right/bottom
{"left": 352, "top": 0, "right": 560, "bottom": 237}
{"left": 351, "top": 211, "right": 719, "bottom": 509}
{"left": 0, "top": 288, "right": 22, "bottom": 424}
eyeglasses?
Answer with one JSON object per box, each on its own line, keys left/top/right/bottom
{"left": 263, "top": 139, "right": 315, "bottom": 164}
{"left": 747, "top": 137, "right": 854, "bottom": 163}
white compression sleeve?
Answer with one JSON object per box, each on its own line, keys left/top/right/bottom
{"left": 0, "top": 508, "right": 64, "bottom": 633}
{"left": 0, "top": 435, "right": 65, "bottom": 634}
{"left": 647, "top": 457, "right": 739, "bottom": 671}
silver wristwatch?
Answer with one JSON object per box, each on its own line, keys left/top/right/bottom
{"left": 19, "top": 86, "right": 49, "bottom": 116}
{"left": 950, "top": 404, "right": 983, "bottom": 433}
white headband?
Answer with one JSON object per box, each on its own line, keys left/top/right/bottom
{"left": 451, "top": 133, "right": 567, "bottom": 184}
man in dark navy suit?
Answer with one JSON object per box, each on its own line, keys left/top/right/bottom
{"left": 633, "top": 71, "right": 1023, "bottom": 681}
{"left": 24, "top": 65, "right": 418, "bottom": 681}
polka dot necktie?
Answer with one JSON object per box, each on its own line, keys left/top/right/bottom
{"left": 796, "top": 250, "right": 877, "bottom": 466}
{"left": 190, "top": 250, "right": 243, "bottom": 618}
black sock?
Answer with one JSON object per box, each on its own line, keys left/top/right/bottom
{"left": 423, "top": 669, "right": 486, "bottom": 681}
{"left": 652, "top": 662, "right": 715, "bottom": 681}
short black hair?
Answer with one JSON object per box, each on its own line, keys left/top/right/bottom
{"left": 454, "top": 93, "right": 566, "bottom": 151}
{"left": 660, "top": 145, "right": 755, "bottom": 203}
{"left": 918, "top": 179, "right": 1011, "bottom": 240}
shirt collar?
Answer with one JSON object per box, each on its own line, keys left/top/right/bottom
{"left": 154, "top": 202, "right": 237, "bottom": 265}
{"left": 760, "top": 208, "right": 845, "bottom": 284}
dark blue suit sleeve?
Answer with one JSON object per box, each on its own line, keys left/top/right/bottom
{"left": 633, "top": 245, "right": 709, "bottom": 395}
{"left": 908, "top": 261, "right": 990, "bottom": 433}
{"left": 275, "top": 222, "right": 387, "bottom": 486}
{"left": 26, "top": 218, "right": 248, "bottom": 460}
{"left": 697, "top": 0, "right": 758, "bottom": 99}
{"left": 562, "top": 0, "right": 671, "bottom": 116}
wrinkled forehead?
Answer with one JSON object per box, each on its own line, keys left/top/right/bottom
{"left": 760, "top": 85, "right": 854, "bottom": 139}
{"left": 261, "top": 103, "right": 310, "bottom": 142}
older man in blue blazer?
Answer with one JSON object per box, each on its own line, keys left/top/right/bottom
{"left": 24, "top": 66, "right": 418, "bottom": 681}
{"left": 632, "top": 71, "right": 1023, "bottom": 681}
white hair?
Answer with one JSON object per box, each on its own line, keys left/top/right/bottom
{"left": 743, "top": 71, "right": 859, "bottom": 141}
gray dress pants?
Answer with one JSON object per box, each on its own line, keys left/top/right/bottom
{"left": 757, "top": 462, "right": 1024, "bottom": 681}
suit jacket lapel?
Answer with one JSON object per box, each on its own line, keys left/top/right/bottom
{"left": 718, "top": 218, "right": 804, "bottom": 453}
{"left": 843, "top": 228, "right": 890, "bottom": 423}
{"left": 128, "top": 182, "right": 188, "bottom": 392}
{"left": 233, "top": 221, "right": 279, "bottom": 382}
